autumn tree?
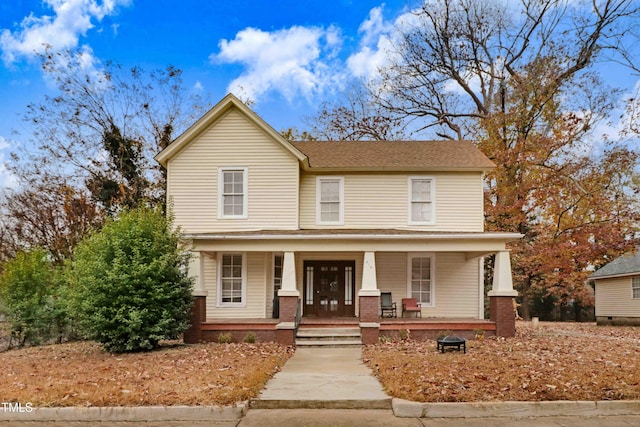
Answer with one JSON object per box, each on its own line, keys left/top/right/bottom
{"left": 9, "top": 48, "right": 207, "bottom": 213}
{"left": 0, "top": 178, "right": 102, "bottom": 265}
{"left": 310, "top": 0, "right": 640, "bottom": 319}
{"left": 308, "top": 80, "right": 412, "bottom": 140}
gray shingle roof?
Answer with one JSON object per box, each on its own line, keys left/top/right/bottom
{"left": 589, "top": 250, "right": 640, "bottom": 279}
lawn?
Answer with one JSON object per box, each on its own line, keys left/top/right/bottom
{"left": 0, "top": 341, "right": 292, "bottom": 407}
{"left": 2, "top": 322, "right": 639, "bottom": 407}
{"left": 363, "top": 322, "right": 640, "bottom": 402}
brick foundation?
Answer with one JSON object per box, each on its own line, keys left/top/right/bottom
{"left": 276, "top": 328, "right": 296, "bottom": 345}
{"left": 490, "top": 296, "right": 516, "bottom": 337}
{"left": 360, "top": 326, "right": 379, "bottom": 344}
{"left": 184, "top": 295, "right": 206, "bottom": 344}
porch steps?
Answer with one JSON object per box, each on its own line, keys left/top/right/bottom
{"left": 295, "top": 327, "right": 362, "bottom": 347}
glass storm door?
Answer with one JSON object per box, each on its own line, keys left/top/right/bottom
{"left": 303, "top": 261, "right": 355, "bottom": 317}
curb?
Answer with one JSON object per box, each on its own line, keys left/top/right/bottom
{"left": 392, "top": 398, "right": 640, "bottom": 418}
{"left": 0, "top": 403, "right": 247, "bottom": 422}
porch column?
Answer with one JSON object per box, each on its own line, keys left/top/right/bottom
{"left": 488, "top": 250, "right": 518, "bottom": 337}
{"left": 276, "top": 251, "right": 298, "bottom": 345}
{"left": 359, "top": 251, "right": 380, "bottom": 344}
{"left": 185, "top": 251, "right": 207, "bottom": 344}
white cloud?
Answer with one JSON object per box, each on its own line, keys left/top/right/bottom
{"left": 0, "top": 0, "right": 129, "bottom": 65}
{"left": 212, "top": 25, "right": 343, "bottom": 103}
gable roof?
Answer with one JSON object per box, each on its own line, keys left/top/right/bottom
{"left": 291, "top": 140, "right": 495, "bottom": 172}
{"left": 155, "top": 93, "right": 306, "bottom": 167}
{"left": 155, "top": 93, "right": 495, "bottom": 172}
{"left": 589, "top": 250, "right": 640, "bottom": 280}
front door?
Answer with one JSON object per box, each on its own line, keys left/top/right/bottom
{"left": 303, "top": 261, "right": 356, "bottom": 317}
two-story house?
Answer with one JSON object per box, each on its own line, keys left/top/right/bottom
{"left": 155, "top": 94, "right": 521, "bottom": 345}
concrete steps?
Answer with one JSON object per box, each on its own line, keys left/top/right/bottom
{"left": 295, "top": 327, "right": 362, "bottom": 347}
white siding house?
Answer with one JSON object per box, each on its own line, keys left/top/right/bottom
{"left": 155, "top": 94, "right": 521, "bottom": 344}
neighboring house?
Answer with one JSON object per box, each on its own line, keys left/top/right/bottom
{"left": 155, "top": 94, "right": 521, "bottom": 344}
{"left": 589, "top": 250, "right": 640, "bottom": 326}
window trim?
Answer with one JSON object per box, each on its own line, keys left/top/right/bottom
{"left": 633, "top": 276, "right": 640, "bottom": 299}
{"left": 316, "top": 176, "right": 344, "bottom": 225}
{"left": 218, "top": 167, "right": 248, "bottom": 219}
{"left": 407, "top": 176, "right": 436, "bottom": 225}
{"left": 406, "top": 252, "right": 435, "bottom": 307}
{"left": 216, "top": 252, "right": 247, "bottom": 307}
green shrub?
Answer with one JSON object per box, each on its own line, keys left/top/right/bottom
{"left": 218, "top": 332, "right": 233, "bottom": 344}
{"left": 0, "top": 248, "right": 63, "bottom": 347}
{"left": 243, "top": 332, "right": 256, "bottom": 343}
{"left": 70, "top": 207, "right": 193, "bottom": 353}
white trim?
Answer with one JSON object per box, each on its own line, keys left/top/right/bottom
{"left": 632, "top": 276, "right": 640, "bottom": 299}
{"left": 406, "top": 252, "right": 436, "bottom": 307}
{"left": 216, "top": 252, "right": 247, "bottom": 307}
{"left": 316, "top": 176, "right": 344, "bottom": 225}
{"left": 218, "top": 167, "right": 248, "bottom": 219}
{"left": 408, "top": 176, "right": 436, "bottom": 225}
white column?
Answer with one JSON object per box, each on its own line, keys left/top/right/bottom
{"left": 191, "top": 251, "right": 208, "bottom": 296}
{"left": 359, "top": 251, "right": 380, "bottom": 297}
{"left": 278, "top": 251, "right": 299, "bottom": 297}
{"left": 488, "top": 250, "right": 518, "bottom": 297}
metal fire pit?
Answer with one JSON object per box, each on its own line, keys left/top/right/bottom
{"left": 436, "top": 336, "right": 466, "bottom": 353}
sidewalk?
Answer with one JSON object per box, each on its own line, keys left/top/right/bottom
{"left": 251, "top": 347, "right": 391, "bottom": 409}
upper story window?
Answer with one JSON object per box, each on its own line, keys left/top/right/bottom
{"left": 408, "top": 176, "right": 435, "bottom": 225}
{"left": 633, "top": 276, "right": 640, "bottom": 299}
{"left": 218, "top": 167, "right": 248, "bottom": 219}
{"left": 316, "top": 176, "right": 344, "bottom": 225}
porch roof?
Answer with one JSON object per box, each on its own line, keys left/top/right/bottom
{"left": 186, "top": 229, "right": 522, "bottom": 240}
{"left": 186, "top": 229, "right": 522, "bottom": 256}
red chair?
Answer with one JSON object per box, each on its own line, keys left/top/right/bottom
{"left": 401, "top": 298, "right": 422, "bottom": 318}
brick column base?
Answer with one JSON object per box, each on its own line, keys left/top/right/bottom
{"left": 184, "top": 295, "right": 206, "bottom": 344}
{"left": 359, "top": 295, "right": 380, "bottom": 323}
{"left": 359, "top": 295, "right": 380, "bottom": 344}
{"left": 490, "top": 296, "right": 516, "bottom": 337}
{"left": 276, "top": 327, "right": 296, "bottom": 345}
{"left": 278, "top": 295, "right": 299, "bottom": 323}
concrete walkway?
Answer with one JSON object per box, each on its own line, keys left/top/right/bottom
{"left": 251, "top": 347, "right": 391, "bottom": 409}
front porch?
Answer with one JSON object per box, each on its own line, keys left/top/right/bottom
{"left": 184, "top": 230, "right": 521, "bottom": 345}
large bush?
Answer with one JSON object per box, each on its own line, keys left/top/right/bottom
{"left": 0, "top": 248, "right": 63, "bottom": 347}
{"left": 70, "top": 207, "right": 193, "bottom": 353}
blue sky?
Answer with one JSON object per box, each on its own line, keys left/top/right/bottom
{"left": 0, "top": 0, "right": 412, "bottom": 188}
{"left": 0, "top": 0, "right": 639, "bottom": 190}
{"left": 0, "top": 0, "right": 418, "bottom": 189}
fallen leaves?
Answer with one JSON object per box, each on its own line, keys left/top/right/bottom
{"left": 363, "top": 322, "right": 640, "bottom": 402}
{"left": 0, "top": 341, "right": 293, "bottom": 407}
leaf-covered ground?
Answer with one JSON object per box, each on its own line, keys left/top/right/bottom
{"left": 0, "top": 341, "right": 292, "bottom": 407}
{"left": 363, "top": 322, "right": 640, "bottom": 402}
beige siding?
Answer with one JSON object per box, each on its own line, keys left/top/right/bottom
{"left": 299, "top": 172, "right": 484, "bottom": 231}
{"left": 203, "top": 252, "right": 268, "bottom": 319}
{"left": 376, "top": 252, "right": 481, "bottom": 318}
{"left": 167, "top": 109, "right": 299, "bottom": 233}
{"left": 595, "top": 276, "right": 640, "bottom": 317}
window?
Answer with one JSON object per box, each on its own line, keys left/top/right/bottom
{"left": 408, "top": 253, "right": 434, "bottom": 306}
{"left": 273, "top": 253, "right": 283, "bottom": 293}
{"left": 218, "top": 167, "right": 247, "bottom": 218}
{"left": 633, "top": 276, "right": 640, "bottom": 299}
{"left": 316, "top": 177, "right": 344, "bottom": 225}
{"left": 408, "top": 177, "right": 435, "bottom": 224}
{"left": 218, "top": 253, "right": 245, "bottom": 305}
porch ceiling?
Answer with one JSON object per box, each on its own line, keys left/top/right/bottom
{"left": 187, "top": 229, "right": 522, "bottom": 254}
